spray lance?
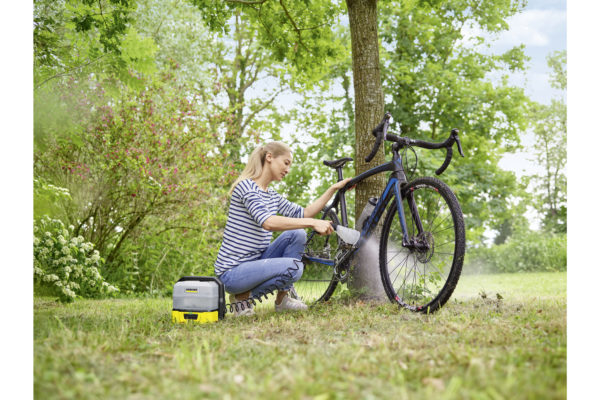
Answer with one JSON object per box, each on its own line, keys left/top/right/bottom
{"left": 330, "top": 222, "right": 361, "bottom": 246}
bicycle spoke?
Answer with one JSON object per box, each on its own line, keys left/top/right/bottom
{"left": 399, "top": 256, "right": 414, "bottom": 301}
{"left": 389, "top": 253, "right": 411, "bottom": 283}
{"left": 436, "top": 239, "right": 456, "bottom": 248}
{"left": 387, "top": 249, "right": 410, "bottom": 265}
{"left": 429, "top": 214, "right": 452, "bottom": 232}
{"left": 431, "top": 220, "right": 454, "bottom": 233}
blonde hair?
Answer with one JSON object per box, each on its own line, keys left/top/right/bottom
{"left": 228, "top": 141, "right": 292, "bottom": 196}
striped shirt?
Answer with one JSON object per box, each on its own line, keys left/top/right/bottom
{"left": 214, "top": 179, "right": 304, "bottom": 276}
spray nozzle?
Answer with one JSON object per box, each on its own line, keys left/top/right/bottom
{"left": 331, "top": 223, "right": 361, "bottom": 246}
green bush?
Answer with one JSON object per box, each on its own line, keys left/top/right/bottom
{"left": 466, "top": 231, "right": 566, "bottom": 274}
{"left": 34, "top": 216, "right": 118, "bottom": 302}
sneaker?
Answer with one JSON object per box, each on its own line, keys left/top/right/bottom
{"left": 275, "top": 294, "right": 308, "bottom": 312}
{"left": 229, "top": 294, "right": 255, "bottom": 317}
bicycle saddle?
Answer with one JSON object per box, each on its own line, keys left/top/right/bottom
{"left": 323, "top": 157, "right": 353, "bottom": 169}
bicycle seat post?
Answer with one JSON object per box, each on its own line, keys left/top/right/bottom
{"left": 336, "top": 166, "right": 349, "bottom": 226}
{"left": 336, "top": 167, "right": 344, "bottom": 181}
{"left": 322, "top": 157, "right": 353, "bottom": 227}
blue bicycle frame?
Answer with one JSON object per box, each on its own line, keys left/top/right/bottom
{"left": 303, "top": 148, "right": 426, "bottom": 266}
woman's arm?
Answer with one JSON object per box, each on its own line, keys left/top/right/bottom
{"left": 303, "top": 178, "right": 352, "bottom": 218}
{"left": 263, "top": 216, "right": 334, "bottom": 235}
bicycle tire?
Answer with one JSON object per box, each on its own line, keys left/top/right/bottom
{"left": 295, "top": 209, "right": 340, "bottom": 303}
{"left": 379, "top": 176, "right": 465, "bottom": 313}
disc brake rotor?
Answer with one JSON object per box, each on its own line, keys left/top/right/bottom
{"left": 415, "top": 231, "right": 434, "bottom": 263}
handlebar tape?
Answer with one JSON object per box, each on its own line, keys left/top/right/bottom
{"left": 365, "top": 115, "right": 390, "bottom": 163}
{"left": 435, "top": 147, "right": 453, "bottom": 175}
{"left": 365, "top": 132, "right": 383, "bottom": 162}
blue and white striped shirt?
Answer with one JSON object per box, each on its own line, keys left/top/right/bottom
{"left": 214, "top": 179, "right": 304, "bottom": 276}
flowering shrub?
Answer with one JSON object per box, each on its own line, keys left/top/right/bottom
{"left": 34, "top": 216, "right": 118, "bottom": 302}
{"left": 35, "top": 75, "right": 238, "bottom": 270}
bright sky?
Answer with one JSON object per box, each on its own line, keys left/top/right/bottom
{"left": 489, "top": 0, "right": 566, "bottom": 230}
{"left": 494, "top": 0, "right": 566, "bottom": 180}
{"left": 489, "top": 0, "right": 566, "bottom": 104}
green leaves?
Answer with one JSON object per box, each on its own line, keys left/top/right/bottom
{"left": 379, "top": 0, "right": 532, "bottom": 241}
{"left": 528, "top": 52, "right": 567, "bottom": 234}
{"left": 68, "top": 0, "right": 134, "bottom": 54}
{"left": 190, "top": 0, "right": 347, "bottom": 87}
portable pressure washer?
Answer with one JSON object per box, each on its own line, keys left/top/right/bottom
{"left": 172, "top": 276, "right": 226, "bottom": 324}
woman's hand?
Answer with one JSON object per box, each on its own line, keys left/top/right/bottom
{"left": 304, "top": 178, "right": 353, "bottom": 219}
{"left": 312, "top": 219, "right": 334, "bottom": 235}
{"left": 330, "top": 177, "right": 352, "bottom": 192}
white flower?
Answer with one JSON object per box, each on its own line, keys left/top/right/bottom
{"left": 62, "top": 287, "right": 75, "bottom": 298}
{"left": 58, "top": 235, "right": 67, "bottom": 245}
{"left": 44, "top": 274, "right": 59, "bottom": 282}
{"left": 45, "top": 232, "right": 52, "bottom": 238}
{"left": 45, "top": 239, "right": 54, "bottom": 247}
{"left": 34, "top": 237, "right": 40, "bottom": 246}
{"left": 61, "top": 246, "right": 70, "bottom": 255}
{"left": 68, "top": 225, "right": 75, "bottom": 231}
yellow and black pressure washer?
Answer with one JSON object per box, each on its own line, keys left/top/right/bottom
{"left": 172, "top": 276, "right": 226, "bottom": 324}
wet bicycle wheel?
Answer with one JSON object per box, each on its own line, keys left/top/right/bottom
{"left": 379, "top": 176, "right": 465, "bottom": 313}
{"left": 294, "top": 209, "right": 341, "bottom": 304}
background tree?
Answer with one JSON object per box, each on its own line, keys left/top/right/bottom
{"left": 379, "top": 0, "right": 531, "bottom": 242}
{"left": 528, "top": 50, "right": 567, "bottom": 233}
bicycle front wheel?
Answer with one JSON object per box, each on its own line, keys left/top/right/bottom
{"left": 380, "top": 176, "right": 465, "bottom": 313}
{"left": 294, "top": 209, "right": 340, "bottom": 304}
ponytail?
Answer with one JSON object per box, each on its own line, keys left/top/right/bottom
{"left": 228, "top": 141, "right": 291, "bottom": 196}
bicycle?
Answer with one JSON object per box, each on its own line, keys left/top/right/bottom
{"left": 294, "top": 112, "right": 466, "bottom": 313}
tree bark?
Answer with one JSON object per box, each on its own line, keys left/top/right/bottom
{"left": 346, "top": 0, "right": 387, "bottom": 300}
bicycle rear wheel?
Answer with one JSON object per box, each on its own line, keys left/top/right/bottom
{"left": 294, "top": 209, "right": 340, "bottom": 304}
{"left": 379, "top": 176, "right": 465, "bottom": 313}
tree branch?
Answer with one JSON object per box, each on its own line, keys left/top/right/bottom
{"left": 241, "top": 88, "right": 284, "bottom": 132}
{"left": 279, "top": 0, "right": 309, "bottom": 52}
{"left": 155, "top": 226, "right": 203, "bottom": 236}
{"left": 225, "top": 0, "right": 268, "bottom": 5}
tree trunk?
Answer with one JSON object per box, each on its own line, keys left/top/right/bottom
{"left": 346, "top": 0, "right": 387, "bottom": 300}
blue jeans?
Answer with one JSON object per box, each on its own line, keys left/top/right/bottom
{"left": 219, "top": 229, "right": 306, "bottom": 297}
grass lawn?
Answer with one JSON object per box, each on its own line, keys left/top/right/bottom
{"left": 34, "top": 272, "right": 566, "bottom": 399}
